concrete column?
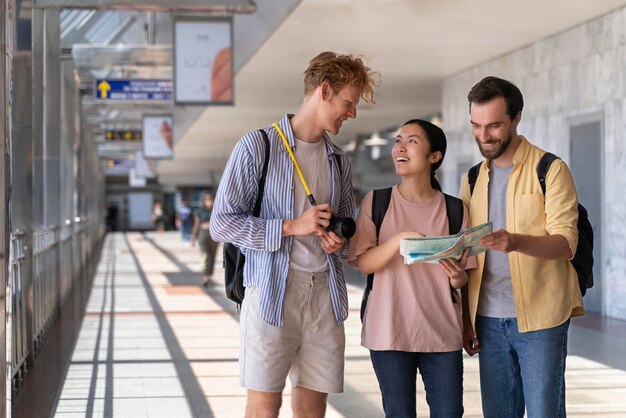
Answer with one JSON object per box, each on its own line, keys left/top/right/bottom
{"left": 10, "top": 0, "right": 34, "bottom": 384}
{"left": 1, "top": 0, "right": 12, "bottom": 414}
{"left": 42, "top": 10, "right": 61, "bottom": 228}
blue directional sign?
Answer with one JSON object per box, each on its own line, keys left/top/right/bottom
{"left": 95, "top": 79, "right": 173, "bottom": 101}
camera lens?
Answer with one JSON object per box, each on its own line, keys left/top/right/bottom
{"left": 328, "top": 216, "right": 356, "bottom": 239}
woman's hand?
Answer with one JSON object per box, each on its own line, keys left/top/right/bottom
{"left": 439, "top": 249, "right": 469, "bottom": 288}
{"left": 357, "top": 230, "right": 425, "bottom": 275}
{"left": 395, "top": 231, "right": 425, "bottom": 241}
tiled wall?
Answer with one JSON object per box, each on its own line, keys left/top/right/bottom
{"left": 441, "top": 7, "right": 626, "bottom": 320}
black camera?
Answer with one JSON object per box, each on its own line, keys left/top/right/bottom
{"left": 327, "top": 216, "right": 356, "bottom": 239}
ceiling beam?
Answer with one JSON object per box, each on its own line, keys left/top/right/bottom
{"left": 34, "top": 0, "right": 256, "bottom": 13}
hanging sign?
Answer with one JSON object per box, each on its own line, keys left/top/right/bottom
{"left": 105, "top": 129, "right": 143, "bottom": 141}
{"left": 95, "top": 79, "right": 173, "bottom": 101}
{"left": 174, "top": 18, "right": 233, "bottom": 105}
{"left": 143, "top": 115, "right": 174, "bottom": 159}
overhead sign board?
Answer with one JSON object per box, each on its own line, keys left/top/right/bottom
{"left": 105, "top": 129, "right": 143, "bottom": 141}
{"left": 95, "top": 79, "right": 173, "bottom": 101}
{"left": 103, "top": 159, "right": 133, "bottom": 175}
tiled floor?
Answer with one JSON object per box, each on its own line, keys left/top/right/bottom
{"left": 13, "top": 232, "right": 626, "bottom": 417}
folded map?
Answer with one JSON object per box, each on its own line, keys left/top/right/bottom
{"left": 400, "top": 221, "right": 493, "bottom": 264}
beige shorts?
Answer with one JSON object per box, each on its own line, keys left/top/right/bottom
{"left": 239, "top": 269, "right": 345, "bottom": 393}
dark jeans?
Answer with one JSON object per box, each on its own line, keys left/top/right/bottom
{"left": 181, "top": 224, "right": 193, "bottom": 241}
{"left": 476, "top": 315, "right": 570, "bottom": 418}
{"left": 370, "top": 350, "right": 464, "bottom": 418}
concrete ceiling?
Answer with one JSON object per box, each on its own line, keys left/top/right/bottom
{"left": 157, "top": 0, "right": 626, "bottom": 186}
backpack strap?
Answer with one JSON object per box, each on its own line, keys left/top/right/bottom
{"left": 467, "top": 161, "right": 483, "bottom": 196}
{"left": 444, "top": 194, "right": 464, "bottom": 235}
{"left": 333, "top": 153, "right": 342, "bottom": 174}
{"left": 361, "top": 187, "right": 392, "bottom": 321}
{"left": 252, "top": 129, "right": 271, "bottom": 217}
{"left": 372, "top": 187, "right": 392, "bottom": 240}
{"left": 443, "top": 194, "right": 464, "bottom": 304}
{"left": 537, "top": 152, "right": 559, "bottom": 195}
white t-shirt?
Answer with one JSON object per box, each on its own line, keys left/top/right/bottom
{"left": 289, "top": 137, "right": 331, "bottom": 272}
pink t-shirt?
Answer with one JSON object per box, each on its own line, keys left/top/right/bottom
{"left": 349, "top": 186, "right": 476, "bottom": 352}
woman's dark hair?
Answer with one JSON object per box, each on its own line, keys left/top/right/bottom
{"left": 467, "top": 76, "right": 524, "bottom": 121}
{"left": 402, "top": 119, "right": 447, "bottom": 191}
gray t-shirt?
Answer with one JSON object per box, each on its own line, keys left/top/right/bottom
{"left": 477, "top": 162, "right": 517, "bottom": 318}
{"left": 289, "top": 137, "right": 330, "bottom": 272}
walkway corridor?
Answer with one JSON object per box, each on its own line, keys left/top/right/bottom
{"left": 14, "top": 232, "right": 626, "bottom": 417}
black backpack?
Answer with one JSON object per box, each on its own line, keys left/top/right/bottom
{"left": 360, "top": 188, "right": 464, "bottom": 321}
{"left": 467, "top": 152, "right": 594, "bottom": 296}
{"left": 222, "top": 130, "right": 270, "bottom": 304}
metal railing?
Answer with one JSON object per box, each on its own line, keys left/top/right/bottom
{"left": 10, "top": 229, "right": 28, "bottom": 388}
{"left": 32, "top": 227, "right": 59, "bottom": 351}
{"left": 10, "top": 220, "right": 105, "bottom": 391}
{"left": 59, "top": 222, "right": 74, "bottom": 307}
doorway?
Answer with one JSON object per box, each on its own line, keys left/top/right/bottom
{"left": 569, "top": 119, "right": 603, "bottom": 313}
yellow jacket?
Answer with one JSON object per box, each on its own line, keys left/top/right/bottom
{"left": 460, "top": 136, "right": 585, "bottom": 332}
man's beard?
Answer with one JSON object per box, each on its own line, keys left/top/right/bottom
{"left": 476, "top": 130, "right": 512, "bottom": 160}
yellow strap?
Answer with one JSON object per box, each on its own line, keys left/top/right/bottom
{"left": 272, "top": 122, "right": 315, "bottom": 201}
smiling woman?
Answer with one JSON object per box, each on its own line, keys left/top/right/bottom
{"left": 392, "top": 120, "right": 446, "bottom": 190}
{"left": 349, "top": 118, "right": 476, "bottom": 418}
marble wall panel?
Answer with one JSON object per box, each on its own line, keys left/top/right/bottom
{"left": 510, "top": 46, "right": 535, "bottom": 77}
{"left": 532, "top": 38, "right": 554, "bottom": 74}
{"left": 547, "top": 65, "right": 570, "bottom": 112}
{"left": 596, "top": 51, "right": 620, "bottom": 103}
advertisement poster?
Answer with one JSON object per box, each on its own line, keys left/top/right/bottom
{"left": 128, "top": 168, "right": 147, "bottom": 187}
{"left": 134, "top": 151, "right": 156, "bottom": 178}
{"left": 143, "top": 115, "right": 173, "bottom": 159}
{"left": 174, "top": 18, "right": 233, "bottom": 104}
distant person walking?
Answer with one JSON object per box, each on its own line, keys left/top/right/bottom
{"left": 192, "top": 191, "right": 219, "bottom": 287}
{"left": 176, "top": 196, "right": 194, "bottom": 242}
{"left": 151, "top": 202, "right": 166, "bottom": 233}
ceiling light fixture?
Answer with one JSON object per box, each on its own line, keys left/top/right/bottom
{"left": 361, "top": 131, "right": 388, "bottom": 160}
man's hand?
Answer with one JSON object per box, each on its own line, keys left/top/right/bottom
{"left": 463, "top": 322, "right": 481, "bottom": 356}
{"left": 482, "top": 231, "right": 573, "bottom": 260}
{"left": 319, "top": 231, "right": 346, "bottom": 254}
{"left": 283, "top": 204, "right": 332, "bottom": 237}
{"left": 480, "top": 229, "right": 518, "bottom": 253}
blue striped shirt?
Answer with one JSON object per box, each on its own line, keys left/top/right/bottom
{"left": 210, "top": 114, "right": 355, "bottom": 327}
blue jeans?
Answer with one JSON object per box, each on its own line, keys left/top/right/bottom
{"left": 370, "top": 350, "right": 463, "bottom": 418}
{"left": 476, "top": 315, "right": 570, "bottom": 418}
{"left": 181, "top": 224, "right": 192, "bottom": 241}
